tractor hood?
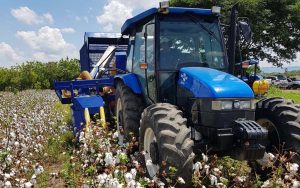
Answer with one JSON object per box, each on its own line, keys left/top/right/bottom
{"left": 178, "top": 67, "right": 254, "bottom": 98}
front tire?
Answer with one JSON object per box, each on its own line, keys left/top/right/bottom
{"left": 256, "top": 97, "right": 300, "bottom": 163}
{"left": 139, "top": 103, "right": 195, "bottom": 182}
{"left": 115, "top": 82, "right": 143, "bottom": 141}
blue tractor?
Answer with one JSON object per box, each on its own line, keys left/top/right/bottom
{"left": 55, "top": 3, "right": 300, "bottom": 182}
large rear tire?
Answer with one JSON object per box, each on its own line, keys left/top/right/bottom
{"left": 115, "top": 82, "right": 143, "bottom": 141}
{"left": 256, "top": 97, "right": 300, "bottom": 163}
{"left": 139, "top": 103, "right": 195, "bottom": 184}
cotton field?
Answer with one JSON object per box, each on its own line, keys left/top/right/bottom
{"left": 0, "top": 90, "right": 68, "bottom": 187}
{"left": 0, "top": 90, "right": 299, "bottom": 188}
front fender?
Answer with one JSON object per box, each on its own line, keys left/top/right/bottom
{"left": 114, "top": 73, "right": 142, "bottom": 94}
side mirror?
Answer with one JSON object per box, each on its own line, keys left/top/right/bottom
{"left": 238, "top": 19, "right": 252, "bottom": 43}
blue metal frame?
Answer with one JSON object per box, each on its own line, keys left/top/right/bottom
{"left": 114, "top": 73, "right": 142, "bottom": 94}
{"left": 121, "top": 7, "right": 215, "bottom": 35}
{"left": 54, "top": 77, "right": 114, "bottom": 104}
{"left": 71, "top": 95, "right": 104, "bottom": 134}
{"left": 80, "top": 32, "right": 128, "bottom": 72}
{"left": 54, "top": 77, "right": 115, "bottom": 136}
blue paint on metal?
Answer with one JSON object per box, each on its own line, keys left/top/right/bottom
{"left": 80, "top": 32, "right": 128, "bottom": 72}
{"left": 114, "top": 73, "right": 142, "bottom": 94}
{"left": 73, "top": 95, "right": 104, "bottom": 109}
{"left": 121, "top": 7, "right": 214, "bottom": 34}
{"left": 71, "top": 95, "right": 104, "bottom": 135}
{"left": 115, "top": 52, "right": 127, "bottom": 73}
{"left": 178, "top": 67, "right": 254, "bottom": 98}
{"left": 53, "top": 77, "right": 114, "bottom": 104}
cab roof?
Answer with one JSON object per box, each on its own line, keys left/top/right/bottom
{"left": 121, "top": 7, "right": 215, "bottom": 35}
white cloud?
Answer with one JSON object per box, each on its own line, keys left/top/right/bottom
{"left": 97, "top": 1, "right": 133, "bottom": 32}
{"left": 113, "top": 0, "right": 161, "bottom": 9}
{"left": 16, "top": 26, "right": 77, "bottom": 62}
{"left": 96, "top": 0, "right": 161, "bottom": 32}
{"left": 61, "top": 28, "right": 75, "bottom": 33}
{"left": 0, "top": 42, "right": 23, "bottom": 67}
{"left": 11, "top": 6, "right": 53, "bottom": 25}
{"left": 43, "top": 13, "right": 54, "bottom": 24}
{"left": 259, "top": 52, "right": 300, "bottom": 67}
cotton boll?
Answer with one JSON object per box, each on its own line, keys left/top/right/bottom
{"left": 193, "top": 161, "right": 202, "bottom": 172}
{"left": 202, "top": 153, "right": 208, "bottom": 162}
{"left": 114, "top": 169, "right": 120, "bottom": 178}
{"left": 124, "top": 172, "right": 133, "bottom": 183}
{"left": 34, "top": 165, "right": 44, "bottom": 175}
{"left": 4, "top": 181, "right": 12, "bottom": 188}
{"left": 292, "top": 180, "right": 299, "bottom": 188}
{"left": 287, "top": 162, "right": 299, "bottom": 174}
{"left": 204, "top": 164, "right": 210, "bottom": 175}
{"left": 209, "top": 175, "right": 217, "bottom": 185}
{"left": 104, "top": 152, "right": 115, "bottom": 166}
{"left": 236, "top": 176, "right": 247, "bottom": 183}
{"left": 213, "top": 168, "right": 221, "bottom": 176}
{"left": 97, "top": 173, "right": 107, "bottom": 185}
{"left": 127, "top": 180, "right": 136, "bottom": 188}
{"left": 130, "top": 168, "right": 137, "bottom": 180}
{"left": 108, "top": 178, "right": 123, "bottom": 188}
{"left": 136, "top": 182, "right": 142, "bottom": 188}
{"left": 177, "top": 177, "right": 185, "bottom": 184}
{"left": 4, "top": 173, "right": 11, "bottom": 180}
{"left": 14, "top": 141, "right": 20, "bottom": 148}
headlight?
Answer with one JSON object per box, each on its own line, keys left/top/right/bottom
{"left": 212, "top": 100, "right": 254, "bottom": 110}
{"left": 240, "top": 101, "right": 251, "bottom": 109}
{"left": 212, "top": 101, "right": 233, "bottom": 110}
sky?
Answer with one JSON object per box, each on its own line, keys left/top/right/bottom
{"left": 0, "top": 0, "right": 161, "bottom": 67}
{"left": 0, "top": 0, "right": 299, "bottom": 68}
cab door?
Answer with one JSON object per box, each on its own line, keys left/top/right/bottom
{"left": 132, "top": 21, "right": 157, "bottom": 104}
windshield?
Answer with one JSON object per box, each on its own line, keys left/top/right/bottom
{"left": 159, "top": 15, "right": 226, "bottom": 71}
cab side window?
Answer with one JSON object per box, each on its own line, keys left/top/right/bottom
{"left": 126, "top": 36, "right": 134, "bottom": 72}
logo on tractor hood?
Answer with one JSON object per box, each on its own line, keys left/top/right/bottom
{"left": 180, "top": 73, "right": 188, "bottom": 83}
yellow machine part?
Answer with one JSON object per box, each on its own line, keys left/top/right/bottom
{"left": 84, "top": 108, "right": 91, "bottom": 139}
{"left": 99, "top": 107, "right": 106, "bottom": 129}
{"left": 62, "top": 89, "right": 72, "bottom": 98}
{"left": 83, "top": 106, "right": 107, "bottom": 139}
{"left": 78, "top": 71, "right": 92, "bottom": 80}
{"left": 252, "top": 80, "right": 270, "bottom": 95}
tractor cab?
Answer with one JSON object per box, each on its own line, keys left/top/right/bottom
{"left": 121, "top": 6, "right": 229, "bottom": 104}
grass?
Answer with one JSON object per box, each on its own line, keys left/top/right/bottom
{"left": 34, "top": 102, "right": 81, "bottom": 187}
{"left": 266, "top": 86, "right": 300, "bottom": 104}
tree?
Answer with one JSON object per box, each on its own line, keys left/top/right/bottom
{"left": 0, "top": 58, "right": 80, "bottom": 91}
{"left": 170, "top": 0, "right": 300, "bottom": 67}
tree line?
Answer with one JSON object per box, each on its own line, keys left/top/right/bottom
{"left": 0, "top": 58, "right": 80, "bottom": 92}
{"left": 170, "top": 0, "right": 300, "bottom": 67}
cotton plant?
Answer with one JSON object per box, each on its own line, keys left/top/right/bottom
{"left": 1, "top": 90, "right": 299, "bottom": 187}
{"left": 0, "top": 90, "right": 68, "bottom": 187}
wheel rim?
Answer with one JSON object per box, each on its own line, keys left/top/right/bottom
{"left": 116, "top": 98, "right": 124, "bottom": 145}
{"left": 144, "top": 128, "right": 159, "bottom": 178}
{"left": 257, "top": 118, "right": 281, "bottom": 149}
